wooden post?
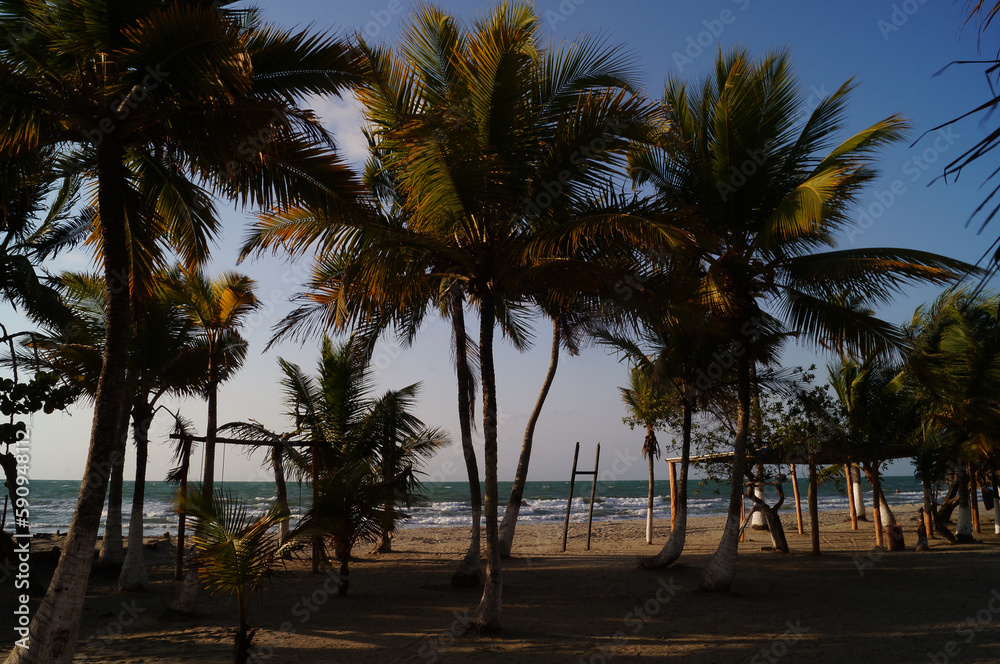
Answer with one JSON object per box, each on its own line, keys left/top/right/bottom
{"left": 311, "top": 442, "right": 321, "bottom": 573}
{"left": 668, "top": 461, "right": 678, "bottom": 532}
{"left": 845, "top": 463, "right": 858, "bottom": 531}
{"left": 790, "top": 464, "right": 804, "bottom": 535}
{"left": 809, "top": 460, "right": 819, "bottom": 556}
{"left": 586, "top": 444, "right": 600, "bottom": 551}
{"left": 561, "top": 442, "right": 581, "bottom": 552}
{"left": 971, "top": 469, "right": 981, "bottom": 534}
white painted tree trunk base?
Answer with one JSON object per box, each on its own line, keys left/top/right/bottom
{"left": 956, "top": 506, "right": 974, "bottom": 539}
{"left": 994, "top": 502, "right": 1000, "bottom": 535}
{"left": 852, "top": 467, "right": 867, "bottom": 520}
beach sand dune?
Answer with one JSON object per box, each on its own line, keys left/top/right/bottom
{"left": 3, "top": 506, "right": 999, "bottom": 663}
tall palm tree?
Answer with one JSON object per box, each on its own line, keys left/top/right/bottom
{"left": 621, "top": 363, "right": 669, "bottom": 544}
{"left": 28, "top": 271, "right": 208, "bottom": 586}
{"left": 245, "top": 2, "right": 675, "bottom": 631}
{"left": 629, "top": 47, "right": 968, "bottom": 591}
{"left": 163, "top": 268, "right": 260, "bottom": 500}
{"left": 0, "top": 2, "right": 364, "bottom": 659}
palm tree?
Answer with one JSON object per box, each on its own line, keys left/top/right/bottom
{"left": 630, "top": 47, "right": 968, "bottom": 591}
{"left": 179, "top": 489, "right": 301, "bottom": 664}
{"left": 163, "top": 268, "right": 260, "bottom": 500}
{"left": 246, "top": 2, "right": 674, "bottom": 631}
{"left": 828, "top": 358, "right": 911, "bottom": 546}
{"left": 621, "top": 364, "right": 669, "bottom": 544}
{"left": 279, "top": 336, "right": 447, "bottom": 591}
{"left": 900, "top": 288, "right": 1000, "bottom": 541}
{"left": 26, "top": 271, "right": 208, "bottom": 577}
{"left": 0, "top": 2, "right": 364, "bottom": 659}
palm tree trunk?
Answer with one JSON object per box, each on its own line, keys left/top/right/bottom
{"left": 645, "top": 430, "right": 655, "bottom": 545}
{"left": 991, "top": 470, "right": 1000, "bottom": 535}
{"left": 473, "top": 294, "right": 502, "bottom": 633}
{"left": 173, "top": 362, "right": 220, "bottom": 609}
{"left": 499, "top": 318, "right": 560, "bottom": 558}
{"left": 643, "top": 399, "right": 692, "bottom": 568}
{"left": 878, "top": 491, "right": 896, "bottom": 526}
{"left": 751, "top": 463, "right": 767, "bottom": 530}
{"left": 273, "top": 447, "right": 290, "bottom": 546}
{"left": 865, "top": 464, "right": 886, "bottom": 548}
{"left": 956, "top": 464, "right": 974, "bottom": 542}
{"left": 852, "top": 465, "right": 868, "bottom": 521}
{"left": 700, "top": 354, "right": 750, "bottom": 591}
{"left": 98, "top": 397, "right": 132, "bottom": 568}
{"left": 203, "top": 359, "right": 219, "bottom": 499}
{"left": 5, "top": 140, "right": 133, "bottom": 664}
{"left": 922, "top": 477, "right": 935, "bottom": 540}
{"left": 376, "top": 438, "right": 394, "bottom": 554}
{"left": 450, "top": 292, "right": 483, "bottom": 589}
{"left": 120, "top": 400, "right": 151, "bottom": 591}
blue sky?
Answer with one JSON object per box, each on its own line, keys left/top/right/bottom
{"left": 9, "top": 0, "right": 999, "bottom": 483}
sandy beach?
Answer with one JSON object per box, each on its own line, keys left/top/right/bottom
{"left": 3, "top": 505, "right": 1000, "bottom": 663}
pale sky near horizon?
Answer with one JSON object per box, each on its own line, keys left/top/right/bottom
{"left": 4, "top": 0, "right": 998, "bottom": 484}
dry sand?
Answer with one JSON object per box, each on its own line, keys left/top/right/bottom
{"left": 3, "top": 505, "right": 1000, "bottom": 663}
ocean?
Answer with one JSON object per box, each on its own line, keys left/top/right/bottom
{"left": 6, "top": 476, "right": 928, "bottom": 536}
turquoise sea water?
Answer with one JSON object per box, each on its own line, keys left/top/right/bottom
{"left": 3, "top": 475, "right": 928, "bottom": 536}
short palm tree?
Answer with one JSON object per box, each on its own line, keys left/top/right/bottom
{"left": 0, "top": 2, "right": 364, "bottom": 659}
{"left": 278, "top": 336, "right": 447, "bottom": 592}
{"left": 179, "top": 489, "right": 300, "bottom": 664}
{"left": 629, "top": 46, "right": 968, "bottom": 591}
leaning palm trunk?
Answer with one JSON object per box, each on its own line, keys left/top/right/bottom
{"left": 701, "top": 356, "right": 751, "bottom": 591}
{"left": 5, "top": 148, "right": 133, "bottom": 664}
{"left": 98, "top": 399, "right": 132, "bottom": 568}
{"left": 472, "top": 296, "right": 502, "bottom": 633}
{"left": 642, "top": 400, "right": 692, "bottom": 568}
{"left": 878, "top": 491, "right": 896, "bottom": 526}
{"left": 450, "top": 294, "right": 483, "bottom": 588}
{"left": 119, "top": 401, "right": 152, "bottom": 590}
{"left": 499, "top": 318, "right": 560, "bottom": 558}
